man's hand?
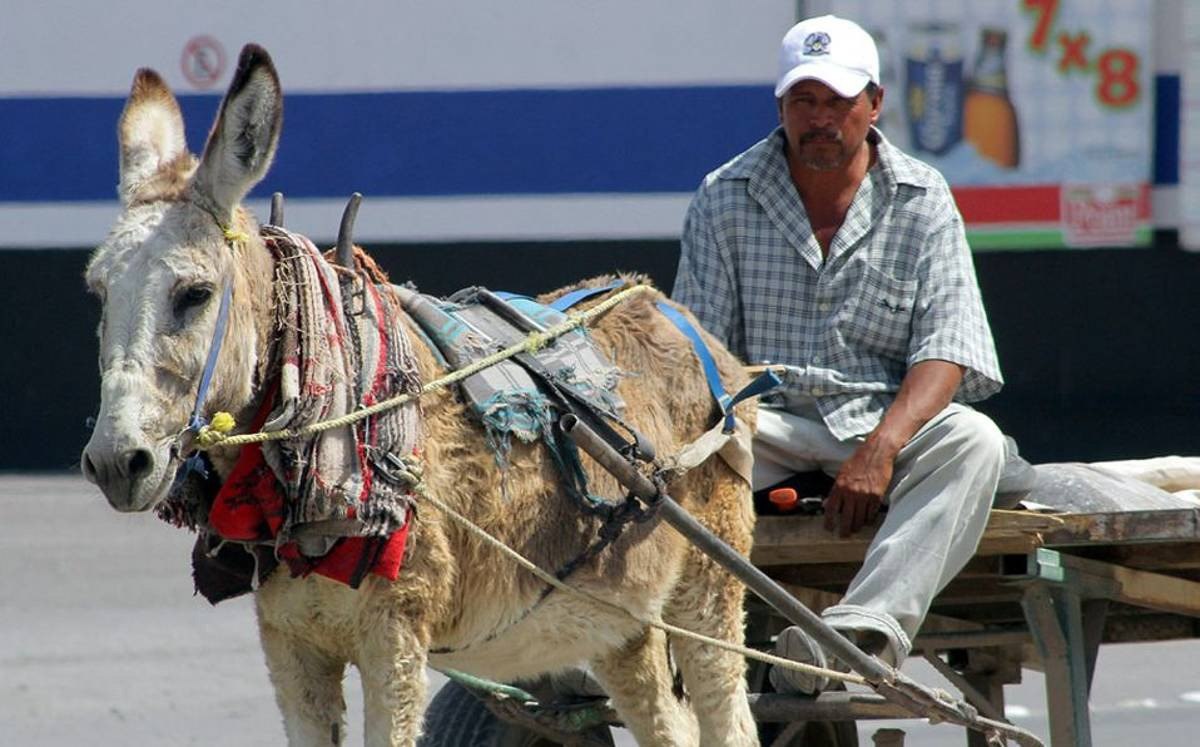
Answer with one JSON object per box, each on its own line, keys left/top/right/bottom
{"left": 822, "top": 359, "right": 966, "bottom": 537}
{"left": 825, "top": 437, "right": 897, "bottom": 537}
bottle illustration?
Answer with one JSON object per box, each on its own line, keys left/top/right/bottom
{"left": 964, "top": 27, "right": 1020, "bottom": 169}
{"left": 905, "top": 22, "right": 965, "bottom": 156}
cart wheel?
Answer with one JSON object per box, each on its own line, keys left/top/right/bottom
{"left": 419, "top": 681, "right": 615, "bottom": 747}
{"left": 758, "top": 718, "right": 859, "bottom": 747}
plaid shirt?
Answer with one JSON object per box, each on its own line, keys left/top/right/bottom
{"left": 673, "top": 127, "right": 1002, "bottom": 440}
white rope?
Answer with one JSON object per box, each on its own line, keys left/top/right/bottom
{"left": 404, "top": 462, "right": 1045, "bottom": 746}
{"left": 392, "top": 460, "right": 865, "bottom": 687}
{"left": 195, "top": 284, "right": 655, "bottom": 450}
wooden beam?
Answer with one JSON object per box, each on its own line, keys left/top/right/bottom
{"left": 1040, "top": 509, "right": 1200, "bottom": 546}
{"left": 1022, "top": 585, "right": 1094, "bottom": 746}
{"left": 1087, "top": 543, "right": 1200, "bottom": 571}
{"left": 749, "top": 691, "right": 911, "bottom": 722}
{"left": 1051, "top": 552, "right": 1200, "bottom": 618}
{"left": 751, "top": 509, "right": 1200, "bottom": 567}
{"left": 766, "top": 555, "right": 1013, "bottom": 587}
{"left": 751, "top": 510, "right": 1064, "bottom": 566}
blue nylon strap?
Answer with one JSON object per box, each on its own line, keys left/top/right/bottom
{"left": 494, "top": 279, "right": 623, "bottom": 313}
{"left": 187, "top": 282, "right": 234, "bottom": 433}
{"left": 489, "top": 287, "right": 780, "bottom": 433}
{"left": 491, "top": 290, "right": 529, "bottom": 302}
{"left": 729, "top": 368, "right": 783, "bottom": 411}
{"left": 548, "top": 279, "right": 626, "bottom": 312}
{"left": 655, "top": 301, "right": 781, "bottom": 433}
{"left": 655, "top": 301, "right": 735, "bottom": 432}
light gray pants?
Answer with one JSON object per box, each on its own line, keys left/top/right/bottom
{"left": 754, "top": 402, "right": 1005, "bottom": 665}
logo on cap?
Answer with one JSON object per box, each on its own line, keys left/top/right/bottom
{"left": 803, "top": 31, "right": 831, "bottom": 56}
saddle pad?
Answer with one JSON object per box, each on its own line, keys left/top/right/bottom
{"left": 404, "top": 287, "right": 625, "bottom": 454}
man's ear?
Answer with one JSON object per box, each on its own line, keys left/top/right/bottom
{"left": 869, "top": 86, "right": 885, "bottom": 125}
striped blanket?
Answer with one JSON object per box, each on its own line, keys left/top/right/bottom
{"left": 161, "top": 226, "right": 423, "bottom": 595}
{"left": 257, "top": 226, "right": 422, "bottom": 558}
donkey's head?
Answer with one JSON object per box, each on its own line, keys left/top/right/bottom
{"left": 82, "top": 45, "right": 282, "bottom": 511}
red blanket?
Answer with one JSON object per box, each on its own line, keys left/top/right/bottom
{"left": 208, "top": 392, "right": 409, "bottom": 586}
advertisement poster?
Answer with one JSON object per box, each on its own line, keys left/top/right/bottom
{"left": 1181, "top": 1, "right": 1200, "bottom": 250}
{"left": 806, "top": 0, "right": 1153, "bottom": 249}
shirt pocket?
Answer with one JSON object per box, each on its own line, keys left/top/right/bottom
{"left": 836, "top": 263, "right": 918, "bottom": 360}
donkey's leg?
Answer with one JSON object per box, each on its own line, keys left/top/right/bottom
{"left": 667, "top": 554, "right": 759, "bottom": 746}
{"left": 356, "top": 609, "right": 429, "bottom": 747}
{"left": 259, "top": 623, "right": 349, "bottom": 746}
{"left": 667, "top": 478, "right": 759, "bottom": 747}
{"left": 591, "top": 626, "right": 699, "bottom": 746}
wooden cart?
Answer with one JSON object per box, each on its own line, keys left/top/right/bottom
{"left": 422, "top": 415, "right": 1200, "bottom": 747}
{"left": 749, "top": 506, "right": 1200, "bottom": 746}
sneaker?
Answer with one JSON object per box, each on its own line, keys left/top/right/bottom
{"left": 852, "top": 629, "right": 889, "bottom": 659}
{"left": 769, "top": 625, "right": 830, "bottom": 695}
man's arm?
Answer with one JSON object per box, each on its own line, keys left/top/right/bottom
{"left": 824, "top": 359, "right": 964, "bottom": 536}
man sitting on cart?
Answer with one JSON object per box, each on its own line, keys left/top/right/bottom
{"left": 672, "top": 14, "right": 1006, "bottom": 694}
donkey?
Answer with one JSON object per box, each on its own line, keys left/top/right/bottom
{"left": 82, "top": 45, "right": 759, "bottom": 746}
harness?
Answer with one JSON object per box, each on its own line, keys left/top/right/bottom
{"left": 654, "top": 300, "right": 780, "bottom": 433}
{"left": 172, "top": 225, "right": 777, "bottom": 612}
{"left": 411, "top": 280, "right": 778, "bottom": 654}
{"left": 398, "top": 283, "right": 650, "bottom": 507}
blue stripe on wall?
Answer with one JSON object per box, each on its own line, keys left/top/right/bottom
{"left": 0, "top": 86, "right": 776, "bottom": 202}
{"left": 1154, "top": 73, "right": 1180, "bottom": 186}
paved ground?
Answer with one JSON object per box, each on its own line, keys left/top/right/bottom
{"left": 4, "top": 474, "right": 1199, "bottom": 745}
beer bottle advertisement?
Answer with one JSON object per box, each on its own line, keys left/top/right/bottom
{"left": 809, "top": 0, "right": 1152, "bottom": 249}
{"left": 964, "top": 27, "right": 1020, "bottom": 169}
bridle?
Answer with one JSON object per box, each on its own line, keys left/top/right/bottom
{"left": 188, "top": 280, "right": 234, "bottom": 435}
{"left": 172, "top": 218, "right": 249, "bottom": 472}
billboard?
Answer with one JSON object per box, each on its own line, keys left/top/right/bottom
{"left": 807, "top": 0, "right": 1154, "bottom": 249}
{"left": 0, "top": 1, "right": 790, "bottom": 249}
{"left": 1, "top": 1, "right": 1164, "bottom": 250}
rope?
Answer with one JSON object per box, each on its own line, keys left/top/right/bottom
{"left": 402, "top": 461, "right": 1044, "bottom": 746}
{"left": 194, "top": 284, "right": 655, "bottom": 450}
{"left": 390, "top": 459, "right": 865, "bottom": 688}
{"left": 223, "top": 227, "right": 252, "bottom": 244}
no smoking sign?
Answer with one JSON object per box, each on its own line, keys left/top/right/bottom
{"left": 181, "top": 35, "right": 226, "bottom": 89}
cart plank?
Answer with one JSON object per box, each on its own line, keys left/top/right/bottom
{"left": 751, "top": 508, "right": 1200, "bottom": 567}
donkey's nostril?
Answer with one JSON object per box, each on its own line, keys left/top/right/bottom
{"left": 82, "top": 452, "right": 99, "bottom": 484}
{"left": 126, "top": 448, "right": 153, "bottom": 480}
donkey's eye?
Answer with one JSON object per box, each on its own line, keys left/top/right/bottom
{"left": 174, "top": 284, "right": 214, "bottom": 316}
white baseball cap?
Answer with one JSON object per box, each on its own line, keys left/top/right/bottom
{"left": 774, "top": 15, "right": 880, "bottom": 98}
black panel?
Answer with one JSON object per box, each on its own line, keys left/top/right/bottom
{"left": 5, "top": 241, "right": 1198, "bottom": 470}
{"left": 2, "top": 250, "right": 101, "bottom": 471}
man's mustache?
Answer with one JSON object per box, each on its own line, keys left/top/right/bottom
{"left": 799, "top": 131, "right": 841, "bottom": 144}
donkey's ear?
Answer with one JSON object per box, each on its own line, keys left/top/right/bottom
{"left": 191, "top": 44, "right": 282, "bottom": 224}
{"left": 118, "top": 69, "right": 187, "bottom": 205}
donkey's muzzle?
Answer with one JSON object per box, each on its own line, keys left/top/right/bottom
{"left": 81, "top": 439, "right": 160, "bottom": 512}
